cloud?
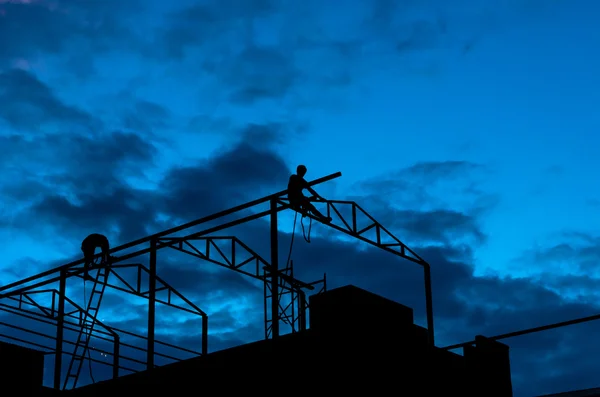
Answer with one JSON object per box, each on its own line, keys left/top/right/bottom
{"left": 509, "top": 232, "right": 600, "bottom": 303}
{"left": 1, "top": 123, "right": 291, "bottom": 257}
{"left": 119, "top": 98, "right": 172, "bottom": 134}
{"left": 159, "top": 132, "right": 291, "bottom": 222}
{"left": 1, "top": 111, "right": 597, "bottom": 396}
{"left": 0, "top": 0, "right": 142, "bottom": 67}
{"left": 0, "top": 69, "right": 92, "bottom": 131}
{"left": 349, "top": 161, "right": 496, "bottom": 245}
{"left": 157, "top": 0, "right": 277, "bottom": 60}
{"left": 151, "top": 1, "right": 385, "bottom": 105}
{"left": 0, "top": 92, "right": 158, "bottom": 244}
{"left": 2, "top": 136, "right": 600, "bottom": 396}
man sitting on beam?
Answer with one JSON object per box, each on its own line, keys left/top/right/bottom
{"left": 287, "top": 165, "right": 332, "bottom": 223}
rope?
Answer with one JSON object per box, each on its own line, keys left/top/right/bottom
{"left": 285, "top": 211, "right": 298, "bottom": 269}
{"left": 286, "top": 204, "right": 312, "bottom": 270}
{"left": 301, "top": 214, "right": 312, "bottom": 243}
{"left": 82, "top": 266, "right": 96, "bottom": 384}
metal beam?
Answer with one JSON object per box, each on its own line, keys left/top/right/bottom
{"left": 423, "top": 265, "right": 434, "bottom": 346}
{"left": 443, "top": 312, "right": 600, "bottom": 351}
{"left": 270, "top": 198, "right": 279, "bottom": 339}
{"left": 147, "top": 239, "right": 157, "bottom": 370}
{"left": 0, "top": 206, "right": 294, "bottom": 301}
{"left": 0, "top": 171, "right": 341, "bottom": 294}
{"left": 275, "top": 198, "right": 436, "bottom": 345}
{"left": 53, "top": 271, "right": 66, "bottom": 390}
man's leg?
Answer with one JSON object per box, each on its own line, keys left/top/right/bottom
{"left": 82, "top": 248, "right": 95, "bottom": 279}
{"left": 303, "top": 200, "right": 332, "bottom": 223}
{"left": 83, "top": 258, "right": 91, "bottom": 279}
{"left": 102, "top": 249, "right": 113, "bottom": 265}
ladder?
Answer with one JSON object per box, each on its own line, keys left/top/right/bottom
{"left": 63, "top": 263, "right": 110, "bottom": 390}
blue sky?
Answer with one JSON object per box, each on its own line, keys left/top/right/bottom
{"left": 1, "top": 0, "right": 599, "bottom": 395}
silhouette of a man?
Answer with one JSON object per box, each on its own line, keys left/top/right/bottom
{"left": 81, "top": 233, "right": 111, "bottom": 279}
{"left": 287, "top": 165, "right": 332, "bottom": 223}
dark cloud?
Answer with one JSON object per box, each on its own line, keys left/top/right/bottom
{"left": 348, "top": 161, "right": 495, "bottom": 246}
{"left": 515, "top": 232, "right": 600, "bottom": 275}
{"left": 360, "top": 161, "right": 486, "bottom": 189}
{"left": 120, "top": 99, "right": 172, "bottom": 134}
{"left": 0, "top": 69, "right": 92, "bottom": 131}
{"left": 0, "top": 1, "right": 76, "bottom": 63}
{"left": 1, "top": 124, "right": 290, "bottom": 251}
{"left": 224, "top": 46, "right": 298, "bottom": 105}
{"left": 0, "top": 0, "right": 142, "bottom": 66}
{"left": 158, "top": 1, "right": 277, "bottom": 60}
{"left": 27, "top": 187, "right": 158, "bottom": 243}
{"left": 509, "top": 232, "right": 600, "bottom": 303}
{"left": 354, "top": 161, "right": 491, "bottom": 212}
{"left": 154, "top": 260, "right": 264, "bottom": 302}
{"left": 0, "top": 127, "right": 158, "bottom": 245}
{"left": 0, "top": 257, "right": 47, "bottom": 281}
{"left": 1, "top": 130, "right": 156, "bottom": 194}
{"left": 145, "top": 0, "right": 496, "bottom": 107}
{"left": 159, "top": 133, "right": 291, "bottom": 222}
{"left": 153, "top": 2, "right": 357, "bottom": 104}
{"left": 389, "top": 208, "right": 486, "bottom": 245}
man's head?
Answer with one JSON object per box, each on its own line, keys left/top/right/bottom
{"left": 297, "top": 164, "right": 307, "bottom": 177}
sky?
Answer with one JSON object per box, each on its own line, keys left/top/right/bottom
{"left": 0, "top": 0, "right": 599, "bottom": 395}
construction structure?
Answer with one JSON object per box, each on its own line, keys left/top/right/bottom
{"left": 1, "top": 170, "right": 596, "bottom": 395}
{"left": 60, "top": 285, "right": 515, "bottom": 395}
{"left": 0, "top": 171, "right": 438, "bottom": 392}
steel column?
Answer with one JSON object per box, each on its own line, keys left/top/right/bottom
{"left": 298, "top": 290, "right": 307, "bottom": 332}
{"left": 54, "top": 270, "right": 66, "bottom": 390}
{"left": 113, "top": 336, "right": 120, "bottom": 379}
{"left": 270, "top": 198, "right": 279, "bottom": 339}
{"left": 202, "top": 315, "right": 208, "bottom": 355}
{"left": 147, "top": 239, "right": 157, "bottom": 369}
{"left": 424, "top": 264, "right": 435, "bottom": 347}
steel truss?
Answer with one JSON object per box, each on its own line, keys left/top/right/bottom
{"left": 0, "top": 171, "right": 436, "bottom": 390}
{"left": 0, "top": 262, "right": 206, "bottom": 390}
{"left": 156, "top": 236, "right": 327, "bottom": 339}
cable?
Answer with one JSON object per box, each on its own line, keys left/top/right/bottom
{"left": 285, "top": 211, "right": 298, "bottom": 269}
{"left": 301, "top": 215, "right": 312, "bottom": 243}
{"left": 82, "top": 266, "right": 96, "bottom": 384}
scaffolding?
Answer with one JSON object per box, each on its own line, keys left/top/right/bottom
{"left": 0, "top": 171, "right": 435, "bottom": 390}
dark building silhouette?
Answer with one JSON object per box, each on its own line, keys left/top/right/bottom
{"left": 2, "top": 285, "right": 513, "bottom": 396}
{"left": 0, "top": 342, "right": 45, "bottom": 394}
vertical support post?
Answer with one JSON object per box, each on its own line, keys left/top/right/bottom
{"left": 263, "top": 269, "right": 269, "bottom": 339}
{"left": 423, "top": 264, "right": 435, "bottom": 347}
{"left": 112, "top": 336, "right": 120, "bottom": 379}
{"left": 147, "top": 238, "right": 157, "bottom": 369}
{"left": 54, "top": 270, "right": 66, "bottom": 390}
{"left": 202, "top": 315, "right": 208, "bottom": 355}
{"left": 290, "top": 260, "right": 296, "bottom": 332}
{"left": 298, "top": 290, "right": 307, "bottom": 332}
{"left": 270, "top": 198, "right": 280, "bottom": 339}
